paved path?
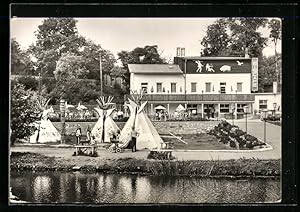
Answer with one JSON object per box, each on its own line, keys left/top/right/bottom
{"left": 11, "top": 120, "right": 281, "bottom": 161}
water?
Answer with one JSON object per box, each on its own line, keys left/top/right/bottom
{"left": 10, "top": 171, "right": 281, "bottom": 204}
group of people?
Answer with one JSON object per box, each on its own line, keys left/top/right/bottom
{"left": 75, "top": 124, "right": 138, "bottom": 152}
{"left": 155, "top": 110, "right": 169, "bottom": 121}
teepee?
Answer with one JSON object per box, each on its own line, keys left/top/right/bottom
{"left": 30, "top": 98, "right": 61, "bottom": 143}
{"left": 118, "top": 92, "right": 166, "bottom": 150}
{"left": 91, "top": 96, "right": 119, "bottom": 143}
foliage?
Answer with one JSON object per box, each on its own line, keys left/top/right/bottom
{"left": 10, "top": 83, "right": 41, "bottom": 145}
{"left": 258, "top": 54, "right": 282, "bottom": 92}
{"left": 16, "top": 76, "right": 39, "bottom": 91}
{"left": 118, "top": 45, "right": 166, "bottom": 91}
{"left": 78, "top": 39, "right": 116, "bottom": 79}
{"left": 11, "top": 38, "right": 35, "bottom": 75}
{"left": 208, "top": 120, "right": 265, "bottom": 149}
{"left": 201, "top": 19, "right": 230, "bottom": 56}
{"left": 28, "top": 18, "right": 86, "bottom": 77}
{"left": 201, "top": 18, "right": 268, "bottom": 57}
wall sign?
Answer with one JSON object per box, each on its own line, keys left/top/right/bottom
{"left": 174, "top": 57, "right": 252, "bottom": 74}
{"left": 251, "top": 58, "right": 258, "bottom": 92}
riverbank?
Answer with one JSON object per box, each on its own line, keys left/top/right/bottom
{"left": 10, "top": 152, "right": 280, "bottom": 178}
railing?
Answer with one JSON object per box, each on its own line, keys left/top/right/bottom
{"left": 125, "top": 94, "right": 255, "bottom": 102}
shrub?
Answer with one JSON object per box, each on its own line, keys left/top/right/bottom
{"left": 11, "top": 83, "right": 40, "bottom": 145}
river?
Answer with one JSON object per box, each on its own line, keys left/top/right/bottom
{"left": 10, "top": 170, "right": 281, "bottom": 204}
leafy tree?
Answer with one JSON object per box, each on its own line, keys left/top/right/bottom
{"left": 268, "top": 19, "right": 281, "bottom": 91}
{"left": 11, "top": 83, "right": 40, "bottom": 145}
{"left": 201, "top": 19, "right": 230, "bottom": 56}
{"left": 17, "top": 76, "right": 39, "bottom": 91}
{"left": 118, "top": 45, "right": 166, "bottom": 92}
{"left": 79, "top": 39, "right": 116, "bottom": 79}
{"left": 29, "top": 18, "right": 86, "bottom": 77}
{"left": 258, "top": 54, "right": 282, "bottom": 92}
{"left": 201, "top": 18, "right": 268, "bottom": 57}
{"left": 11, "top": 38, "right": 35, "bottom": 75}
{"left": 52, "top": 53, "right": 89, "bottom": 99}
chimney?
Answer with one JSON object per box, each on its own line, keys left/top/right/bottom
{"left": 176, "top": 47, "right": 186, "bottom": 57}
{"left": 245, "top": 47, "right": 249, "bottom": 58}
{"left": 181, "top": 48, "right": 185, "bottom": 57}
{"left": 176, "top": 47, "right": 181, "bottom": 57}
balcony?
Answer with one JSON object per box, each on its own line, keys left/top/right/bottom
{"left": 125, "top": 94, "right": 255, "bottom": 102}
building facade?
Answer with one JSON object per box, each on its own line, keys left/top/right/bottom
{"left": 128, "top": 56, "right": 259, "bottom": 119}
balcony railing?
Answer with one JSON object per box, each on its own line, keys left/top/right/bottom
{"left": 125, "top": 94, "right": 255, "bottom": 102}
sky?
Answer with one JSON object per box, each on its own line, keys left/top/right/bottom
{"left": 10, "top": 17, "right": 281, "bottom": 63}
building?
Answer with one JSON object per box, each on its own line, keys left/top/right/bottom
{"left": 127, "top": 55, "right": 260, "bottom": 119}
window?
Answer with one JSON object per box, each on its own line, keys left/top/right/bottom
{"left": 237, "top": 82, "right": 243, "bottom": 92}
{"left": 171, "top": 83, "right": 176, "bottom": 93}
{"left": 141, "top": 83, "right": 148, "bottom": 93}
{"left": 237, "top": 104, "right": 246, "bottom": 113}
{"left": 220, "top": 82, "right": 226, "bottom": 94}
{"left": 191, "top": 82, "right": 197, "bottom": 93}
{"left": 205, "top": 83, "right": 211, "bottom": 92}
{"left": 220, "top": 104, "right": 230, "bottom": 113}
{"left": 259, "top": 100, "right": 268, "bottom": 110}
{"left": 157, "top": 83, "right": 162, "bottom": 93}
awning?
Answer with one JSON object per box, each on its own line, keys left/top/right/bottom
{"left": 154, "top": 105, "right": 166, "bottom": 110}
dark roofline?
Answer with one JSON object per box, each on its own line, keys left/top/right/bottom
{"left": 175, "top": 56, "right": 252, "bottom": 60}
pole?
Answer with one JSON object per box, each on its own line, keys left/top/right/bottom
{"left": 60, "top": 99, "right": 66, "bottom": 144}
{"left": 245, "top": 112, "right": 247, "bottom": 134}
{"left": 264, "top": 119, "right": 266, "bottom": 143}
{"left": 38, "top": 71, "right": 41, "bottom": 103}
{"left": 99, "top": 51, "right": 103, "bottom": 96}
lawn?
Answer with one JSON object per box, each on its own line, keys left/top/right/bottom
{"left": 161, "top": 133, "right": 232, "bottom": 150}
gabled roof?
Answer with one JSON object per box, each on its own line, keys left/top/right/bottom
{"left": 128, "top": 64, "right": 183, "bottom": 74}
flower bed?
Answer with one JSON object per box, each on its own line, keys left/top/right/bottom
{"left": 208, "top": 120, "right": 266, "bottom": 149}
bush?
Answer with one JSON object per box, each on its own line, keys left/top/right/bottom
{"left": 208, "top": 120, "right": 265, "bottom": 149}
{"left": 11, "top": 83, "right": 40, "bottom": 145}
{"left": 17, "top": 76, "right": 39, "bottom": 91}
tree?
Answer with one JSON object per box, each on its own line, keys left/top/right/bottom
{"left": 52, "top": 53, "right": 89, "bottom": 100}
{"left": 258, "top": 54, "right": 282, "bottom": 92}
{"left": 79, "top": 39, "right": 116, "bottom": 79}
{"left": 201, "top": 18, "right": 268, "bottom": 57}
{"left": 11, "top": 38, "right": 35, "bottom": 75}
{"left": 11, "top": 83, "right": 41, "bottom": 145}
{"left": 201, "top": 19, "right": 230, "bottom": 56}
{"left": 29, "top": 18, "right": 86, "bottom": 77}
{"left": 268, "top": 19, "right": 281, "bottom": 92}
{"left": 118, "top": 45, "right": 166, "bottom": 92}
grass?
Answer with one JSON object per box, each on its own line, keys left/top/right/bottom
{"left": 10, "top": 152, "right": 280, "bottom": 177}
{"left": 161, "top": 133, "right": 232, "bottom": 150}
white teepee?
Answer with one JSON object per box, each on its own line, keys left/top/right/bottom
{"left": 92, "top": 107, "right": 119, "bottom": 143}
{"left": 30, "top": 105, "right": 61, "bottom": 143}
{"left": 118, "top": 98, "right": 166, "bottom": 150}
{"left": 91, "top": 96, "right": 119, "bottom": 143}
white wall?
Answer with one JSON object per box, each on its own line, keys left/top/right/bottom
{"left": 131, "top": 73, "right": 251, "bottom": 95}
{"left": 253, "top": 93, "right": 281, "bottom": 112}
{"left": 185, "top": 73, "right": 251, "bottom": 94}
{"left": 131, "top": 74, "right": 184, "bottom": 94}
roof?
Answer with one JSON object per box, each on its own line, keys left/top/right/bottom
{"left": 128, "top": 64, "right": 183, "bottom": 74}
{"left": 175, "top": 56, "right": 252, "bottom": 60}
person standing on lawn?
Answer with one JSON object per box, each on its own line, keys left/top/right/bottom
{"left": 130, "top": 127, "right": 138, "bottom": 152}
{"left": 75, "top": 124, "right": 82, "bottom": 145}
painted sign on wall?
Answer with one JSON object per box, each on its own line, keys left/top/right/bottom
{"left": 251, "top": 58, "right": 258, "bottom": 92}
{"left": 174, "top": 57, "right": 252, "bottom": 74}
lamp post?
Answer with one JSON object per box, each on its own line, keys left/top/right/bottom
{"left": 99, "top": 50, "right": 103, "bottom": 96}
{"left": 261, "top": 109, "right": 268, "bottom": 143}
{"left": 231, "top": 105, "right": 235, "bottom": 125}
{"left": 243, "top": 106, "right": 249, "bottom": 134}
{"left": 273, "top": 102, "right": 277, "bottom": 117}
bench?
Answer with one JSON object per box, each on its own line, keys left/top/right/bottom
{"left": 74, "top": 145, "right": 97, "bottom": 156}
{"left": 149, "top": 149, "right": 173, "bottom": 160}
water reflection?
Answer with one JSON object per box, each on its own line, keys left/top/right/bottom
{"left": 10, "top": 171, "right": 281, "bottom": 204}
